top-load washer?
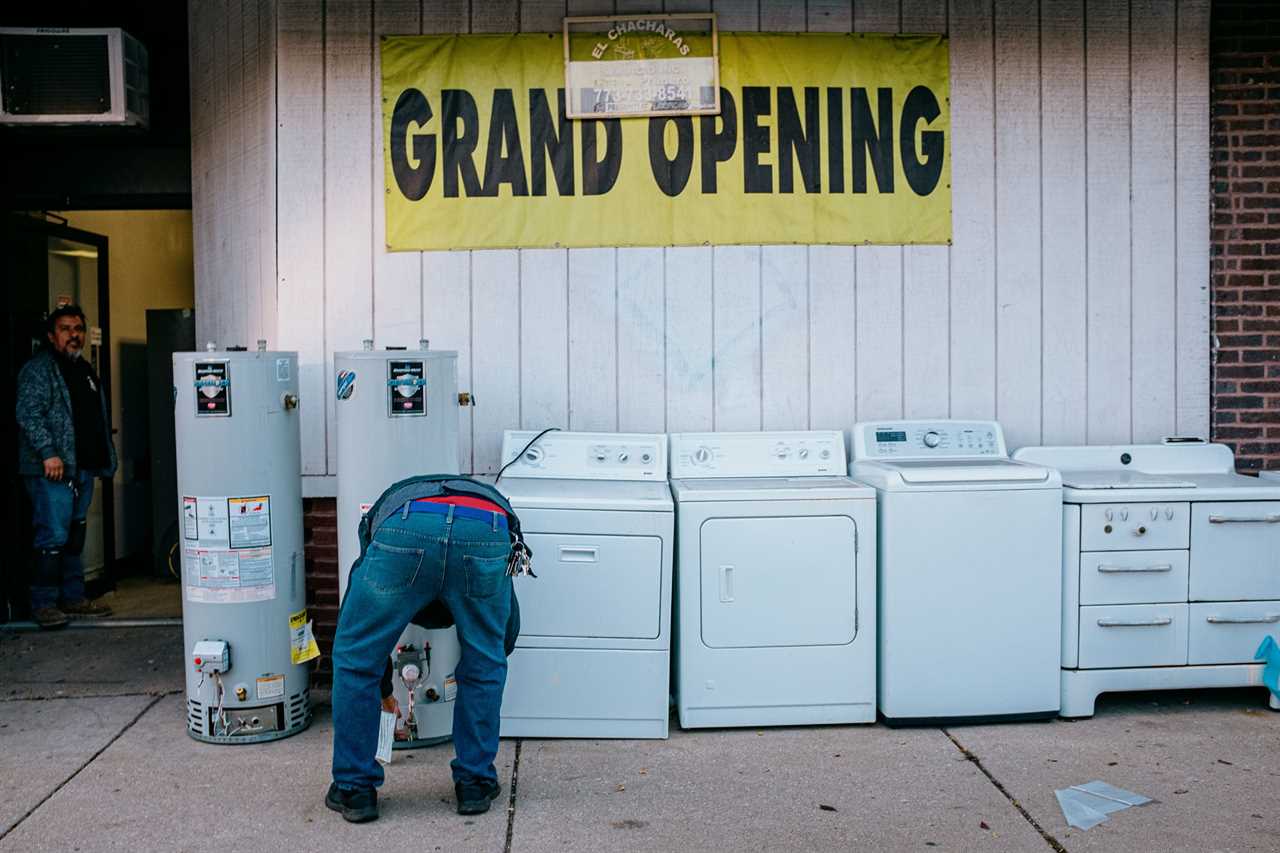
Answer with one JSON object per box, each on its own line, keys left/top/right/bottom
{"left": 669, "top": 431, "right": 877, "bottom": 728}
{"left": 491, "top": 430, "right": 673, "bottom": 739}
{"left": 851, "top": 420, "right": 1063, "bottom": 724}
{"left": 1013, "top": 439, "right": 1280, "bottom": 716}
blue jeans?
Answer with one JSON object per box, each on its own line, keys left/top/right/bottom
{"left": 24, "top": 470, "right": 96, "bottom": 610}
{"left": 331, "top": 506, "right": 515, "bottom": 791}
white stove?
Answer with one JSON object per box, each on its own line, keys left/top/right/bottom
{"left": 491, "top": 430, "right": 674, "bottom": 739}
{"left": 1013, "top": 440, "right": 1280, "bottom": 717}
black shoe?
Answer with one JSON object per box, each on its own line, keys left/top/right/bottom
{"left": 32, "top": 607, "right": 70, "bottom": 630}
{"left": 455, "top": 779, "right": 503, "bottom": 815}
{"left": 325, "top": 782, "right": 378, "bottom": 823}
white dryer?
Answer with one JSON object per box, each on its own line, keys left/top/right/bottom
{"left": 851, "top": 420, "right": 1063, "bottom": 724}
{"left": 669, "top": 431, "right": 877, "bottom": 729}
{"left": 491, "top": 430, "right": 673, "bottom": 739}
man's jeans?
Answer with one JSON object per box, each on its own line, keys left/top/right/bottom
{"left": 331, "top": 506, "right": 516, "bottom": 792}
{"left": 23, "top": 470, "right": 96, "bottom": 610}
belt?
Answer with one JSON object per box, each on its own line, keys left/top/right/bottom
{"left": 403, "top": 500, "right": 508, "bottom": 530}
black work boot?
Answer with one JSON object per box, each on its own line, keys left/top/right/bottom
{"left": 30, "top": 550, "right": 66, "bottom": 629}
{"left": 325, "top": 782, "right": 378, "bottom": 823}
{"left": 455, "top": 779, "right": 503, "bottom": 815}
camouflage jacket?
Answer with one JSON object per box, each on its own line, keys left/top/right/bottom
{"left": 15, "top": 348, "right": 118, "bottom": 478}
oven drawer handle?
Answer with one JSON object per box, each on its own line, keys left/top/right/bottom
{"left": 1097, "top": 617, "right": 1173, "bottom": 628}
{"left": 1097, "top": 563, "right": 1173, "bottom": 574}
{"left": 1207, "top": 514, "right": 1280, "bottom": 524}
{"left": 1205, "top": 614, "right": 1280, "bottom": 625}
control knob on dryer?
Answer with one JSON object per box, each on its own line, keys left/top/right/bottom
{"left": 693, "top": 446, "right": 713, "bottom": 465}
{"left": 923, "top": 431, "right": 942, "bottom": 448}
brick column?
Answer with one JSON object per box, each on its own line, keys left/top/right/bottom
{"left": 303, "top": 497, "right": 339, "bottom": 685}
{"left": 1211, "top": 1, "right": 1280, "bottom": 471}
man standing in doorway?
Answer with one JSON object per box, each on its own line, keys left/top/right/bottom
{"left": 15, "top": 304, "right": 116, "bottom": 628}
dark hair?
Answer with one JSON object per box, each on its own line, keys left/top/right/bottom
{"left": 47, "top": 304, "right": 87, "bottom": 334}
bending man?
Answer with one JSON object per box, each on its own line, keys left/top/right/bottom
{"left": 326, "top": 474, "right": 525, "bottom": 822}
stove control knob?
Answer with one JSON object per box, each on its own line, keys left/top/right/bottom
{"left": 1164, "top": 507, "right": 1174, "bottom": 520}
{"left": 693, "top": 447, "right": 712, "bottom": 465}
{"left": 923, "top": 431, "right": 941, "bottom": 448}
{"left": 1105, "top": 509, "right": 1114, "bottom": 522}
{"left": 1120, "top": 510, "right": 1129, "bottom": 521}
{"left": 1150, "top": 509, "right": 1159, "bottom": 521}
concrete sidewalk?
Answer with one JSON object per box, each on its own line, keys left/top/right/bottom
{"left": 2, "top": 626, "right": 1278, "bottom": 852}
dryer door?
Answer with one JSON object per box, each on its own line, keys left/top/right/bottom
{"left": 519, "top": 532, "right": 663, "bottom": 639}
{"left": 699, "top": 514, "right": 857, "bottom": 648}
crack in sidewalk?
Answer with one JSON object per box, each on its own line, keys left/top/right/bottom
{"left": 944, "top": 729, "right": 1068, "bottom": 853}
{"left": 0, "top": 690, "right": 177, "bottom": 703}
{"left": 503, "top": 739, "right": 522, "bottom": 853}
{"left": 0, "top": 690, "right": 177, "bottom": 842}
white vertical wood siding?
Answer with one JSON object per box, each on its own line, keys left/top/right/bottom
{"left": 189, "top": 0, "right": 1211, "bottom": 490}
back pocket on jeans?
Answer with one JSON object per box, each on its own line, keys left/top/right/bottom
{"left": 362, "top": 541, "right": 424, "bottom": 593}
{"left": 463, "top": 554, "right": 507, "bottom": 599}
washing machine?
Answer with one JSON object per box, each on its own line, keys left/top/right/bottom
{"left": 490, "top": 430, "right": 673, "bottom": 739}
{"left": 669, "top": 431, "right": 877, "bottom": 729}
{"left": 850, "top": 419, "right": 1063, "bottom": 724}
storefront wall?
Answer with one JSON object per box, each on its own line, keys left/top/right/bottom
{"left": 189, "top": 0, "right": 1211, "bottom": 498}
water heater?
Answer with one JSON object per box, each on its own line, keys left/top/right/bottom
{"left": 336, "top": 343, "right": 463, "bottom": 747}
{"left": 174, "top": 346, "right": 311, "bottom": 743}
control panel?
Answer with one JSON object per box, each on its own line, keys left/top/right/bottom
{"left": 192, "top": 639, "right": 230, "bottom": 674}
{"left": 500, "top": 431, "right": 667, "bottom": 481}
{"left": 852, "top": 420, "right": 1008, "bottom": 460}
{"left": 669, "top": 431, "right": 847, "bottom": 479}
{"left": 1080, "top": 502, "right": 1191, "bottom": 551}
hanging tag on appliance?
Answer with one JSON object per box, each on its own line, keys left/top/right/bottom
{"left": 375, "top": 710, "right": 396, "bottom": 764}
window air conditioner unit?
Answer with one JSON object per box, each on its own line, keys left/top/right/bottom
{"left": 0, "top": 27, "right": 149, "bottom": 127}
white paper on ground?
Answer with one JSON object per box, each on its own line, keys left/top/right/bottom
{"left": 1055, "top": 780, "right": 1151, "bottom": 830}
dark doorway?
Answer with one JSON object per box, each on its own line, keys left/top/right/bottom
{"left": 2, "top": 212, "right": 115, "bottom": 621}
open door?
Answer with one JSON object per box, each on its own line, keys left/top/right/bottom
{"left": 2, "top": 213, "right": 115, "bottom": 620}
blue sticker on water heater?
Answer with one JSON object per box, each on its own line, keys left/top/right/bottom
{"left": 336, "top": 370, "right": 356, "bottom": 400}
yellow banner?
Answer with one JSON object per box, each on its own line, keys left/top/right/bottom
{"left": 382, "top": 33, "right": 950, "bottom": 250}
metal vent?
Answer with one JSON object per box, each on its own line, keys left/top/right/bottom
{"left": 1, "top": 33, "right": 110, "bottom": 115}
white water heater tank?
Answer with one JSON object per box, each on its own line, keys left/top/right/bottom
{"left": 174, "top": 347, "right": 311, "bottom": 743}
{"left": 335, "top": 344, "right": 463, "bottom": 747}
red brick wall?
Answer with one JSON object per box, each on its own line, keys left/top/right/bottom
{"left": 303, "top": 497, "right": 339, "bottom": 685}
{"left": 1211, "top": 1, "right": 1280, "bottom": 472}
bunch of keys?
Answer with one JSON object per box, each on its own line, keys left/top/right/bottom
{"left": 506, "top": 540, "right": 536, "bottom": 578}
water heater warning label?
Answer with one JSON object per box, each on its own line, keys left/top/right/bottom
{"left": 228, "top": 496, "right": 272, "bottom": 548}
{"left": 182, "top": 547, "right": 275, "bottom": 604}
{"left": 388, "top": 360, "right": 426, "bottom": 416}
{"left": 182, "top": 496, "right": 198, "bottom": 540}
{"left": 194, "top": 362, "right": 231, "bottom": 416}
{"left": 181, "top": 493, "right": 276, "bottom": 603}
{"left": 185, "top": 496, "right": 229, "bottom": 545}
{"left": 256, "top": 674, "right": 285, "bottom": 700}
